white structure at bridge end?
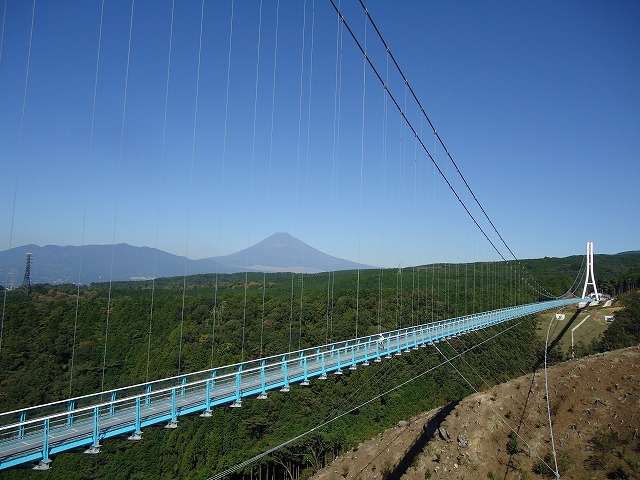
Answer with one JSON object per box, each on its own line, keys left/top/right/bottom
{"left": 581, "top": 241, "right": 600, "bottom": 301}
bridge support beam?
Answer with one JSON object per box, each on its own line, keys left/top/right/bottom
{"left": 165, "top": 389, "right": 178, "bottom": 428}
{"left": 349, "top": 345, "right": 357, "bottom": 370}
{"left": 319, "top": 349, "right": 327, "bottom": 379}
{"left": 280, "top": 356, "right": 290, "bottom": 392}
{"left": 200, "top": 377, "right": 213, "bottom": 415}
{"left": 363, "top": 342, "right": 370, "bottom": 366}
{"left": 67, "top": 401, "right": 74, "bottom": 427}
{"left": 84, "top": 408, "right": 101, "bottom": 454}
{"left": 258, "top": 361, "right": 268, "bottom": 398}
{"left": 33, "top": 419, "right": 52, "bottom": 470}
{"left": 128, "top": 397, "right": 143, "bottom": 440}
{"left": 335, "top": 348, "right": 343, "bottom": 374}
{"left": 385, "top": 337, "right": 392, "bottom": 359}
{"left": 18, "top": 412, "right": 26, "bottom": 439}
{"left": 300, "top": 356, "right": 310, "bottom": 386}
{"left": 230, "top": 367, "right": 242, "bottom": 407}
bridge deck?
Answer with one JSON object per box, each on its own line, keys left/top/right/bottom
{"left": 0, "top": 298, "right": 585, "bottom": 470}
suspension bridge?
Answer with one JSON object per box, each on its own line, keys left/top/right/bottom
{"left": 0, "top": 298, "right": 588, "bottom": 471}
{"left": 0, "top": 0, "right": 606, "bottom": 477}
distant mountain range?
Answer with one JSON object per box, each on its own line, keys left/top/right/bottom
{"left": 0, "top": 233, "right": 374, "bottom": 286}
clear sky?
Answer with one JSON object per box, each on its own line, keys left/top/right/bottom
{"left": 1, "top": 0, "right": 638, "bottom": 268}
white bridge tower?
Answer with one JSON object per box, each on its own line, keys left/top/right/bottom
{"left": 581, "top": 241, "right": 600, "bottom": 301}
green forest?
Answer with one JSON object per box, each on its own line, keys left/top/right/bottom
{"left": 0, "top": 252, "right": 638, "bottom": 479}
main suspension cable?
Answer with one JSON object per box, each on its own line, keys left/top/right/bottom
{"left": 328, "top": 0, "right": 508, "bottom": 267}
{"left": 356, "top": 0, "right": 560, "bottom": 300}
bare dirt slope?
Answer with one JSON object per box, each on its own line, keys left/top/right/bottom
{"left": 312, "top": 347, "right": 640, "bottom": 479}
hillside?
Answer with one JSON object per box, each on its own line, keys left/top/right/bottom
{"left": 0, "top": 233, "right": 373, "bottom": 285}
{"left": 312, "top": 347, "right": 640, "bottom": 480}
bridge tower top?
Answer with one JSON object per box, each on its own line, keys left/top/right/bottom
{"left": 581, "top": 242, "right": 600, "bottom": 301}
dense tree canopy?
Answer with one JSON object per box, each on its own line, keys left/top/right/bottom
{"left": 0, "top": 253, "right": 637, "bottom": 479}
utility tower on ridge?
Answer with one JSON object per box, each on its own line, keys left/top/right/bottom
{"left": 23, "top": 252, "right": 32, "bottom": 294}
{"left": 581, "top": 242, "right": 600, "bottom": 301}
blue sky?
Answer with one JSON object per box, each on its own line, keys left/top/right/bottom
{"left": 1, "top": 0, "right": 638, "bottom": 268}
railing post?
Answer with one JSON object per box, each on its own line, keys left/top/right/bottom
{"left": 84, "top": 406, "right": 100, "bottom": 454}
{"left": 128, "top": 397, "right": 142, "bottom": 440}
{"left": 319, "top": 350, "right": 327, "bottom": 379}
{"left": 258, "top": 360, "right": 268, "bottom": 399}
{"left": 349, "top": 344, "right": 357, "bottom": 370}
{"left": 335, "top": 348, "right": 343, "bottom": 374}
{"left": 363, "top": 341, "right": 369, "bottom": 366}
{"left": 200, "top": 369, "right": 216, "bottom": 415}
{"left": 109, "top": 392, "right": 116, "bottom": 416}
{"left": 200, "top": 379, "right": 213, "bottom": 416}
{"left": 165, "top": 388, "right": 178, "bottom": 427}
{"left": 93, "top": 407, "right": 99, "bottom": 447}
{"left": 281, "top": 356, "right": 290, "bottom": 392}
{"left": 67, "top": 400, "right": 74, "bottom": 426}
{"left": 145, "top": 384, "right": 151, "bottom": 406}
{"left": 136, "top": 396, "right": 141, "bottom": 433}
{"left": 181, "top": 376, "right": 186, "bottom": 396}
{"left": 231, "top": 366, "right": 242, "bottom": 407}
{"left": 41, "top": 418, "right": 50, "bottom": 465}
{"left": 32, "top": 417, "right": 51, "bottom": 469}
{"left": 19, "top": 411, "right": 26, "bottom": 439}
{"left": 301, "top": 355, "right": 310, "bottom": 385}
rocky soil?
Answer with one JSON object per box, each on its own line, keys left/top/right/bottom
{"left": 312, "top": 347, "right": 640, "bottom": 479}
